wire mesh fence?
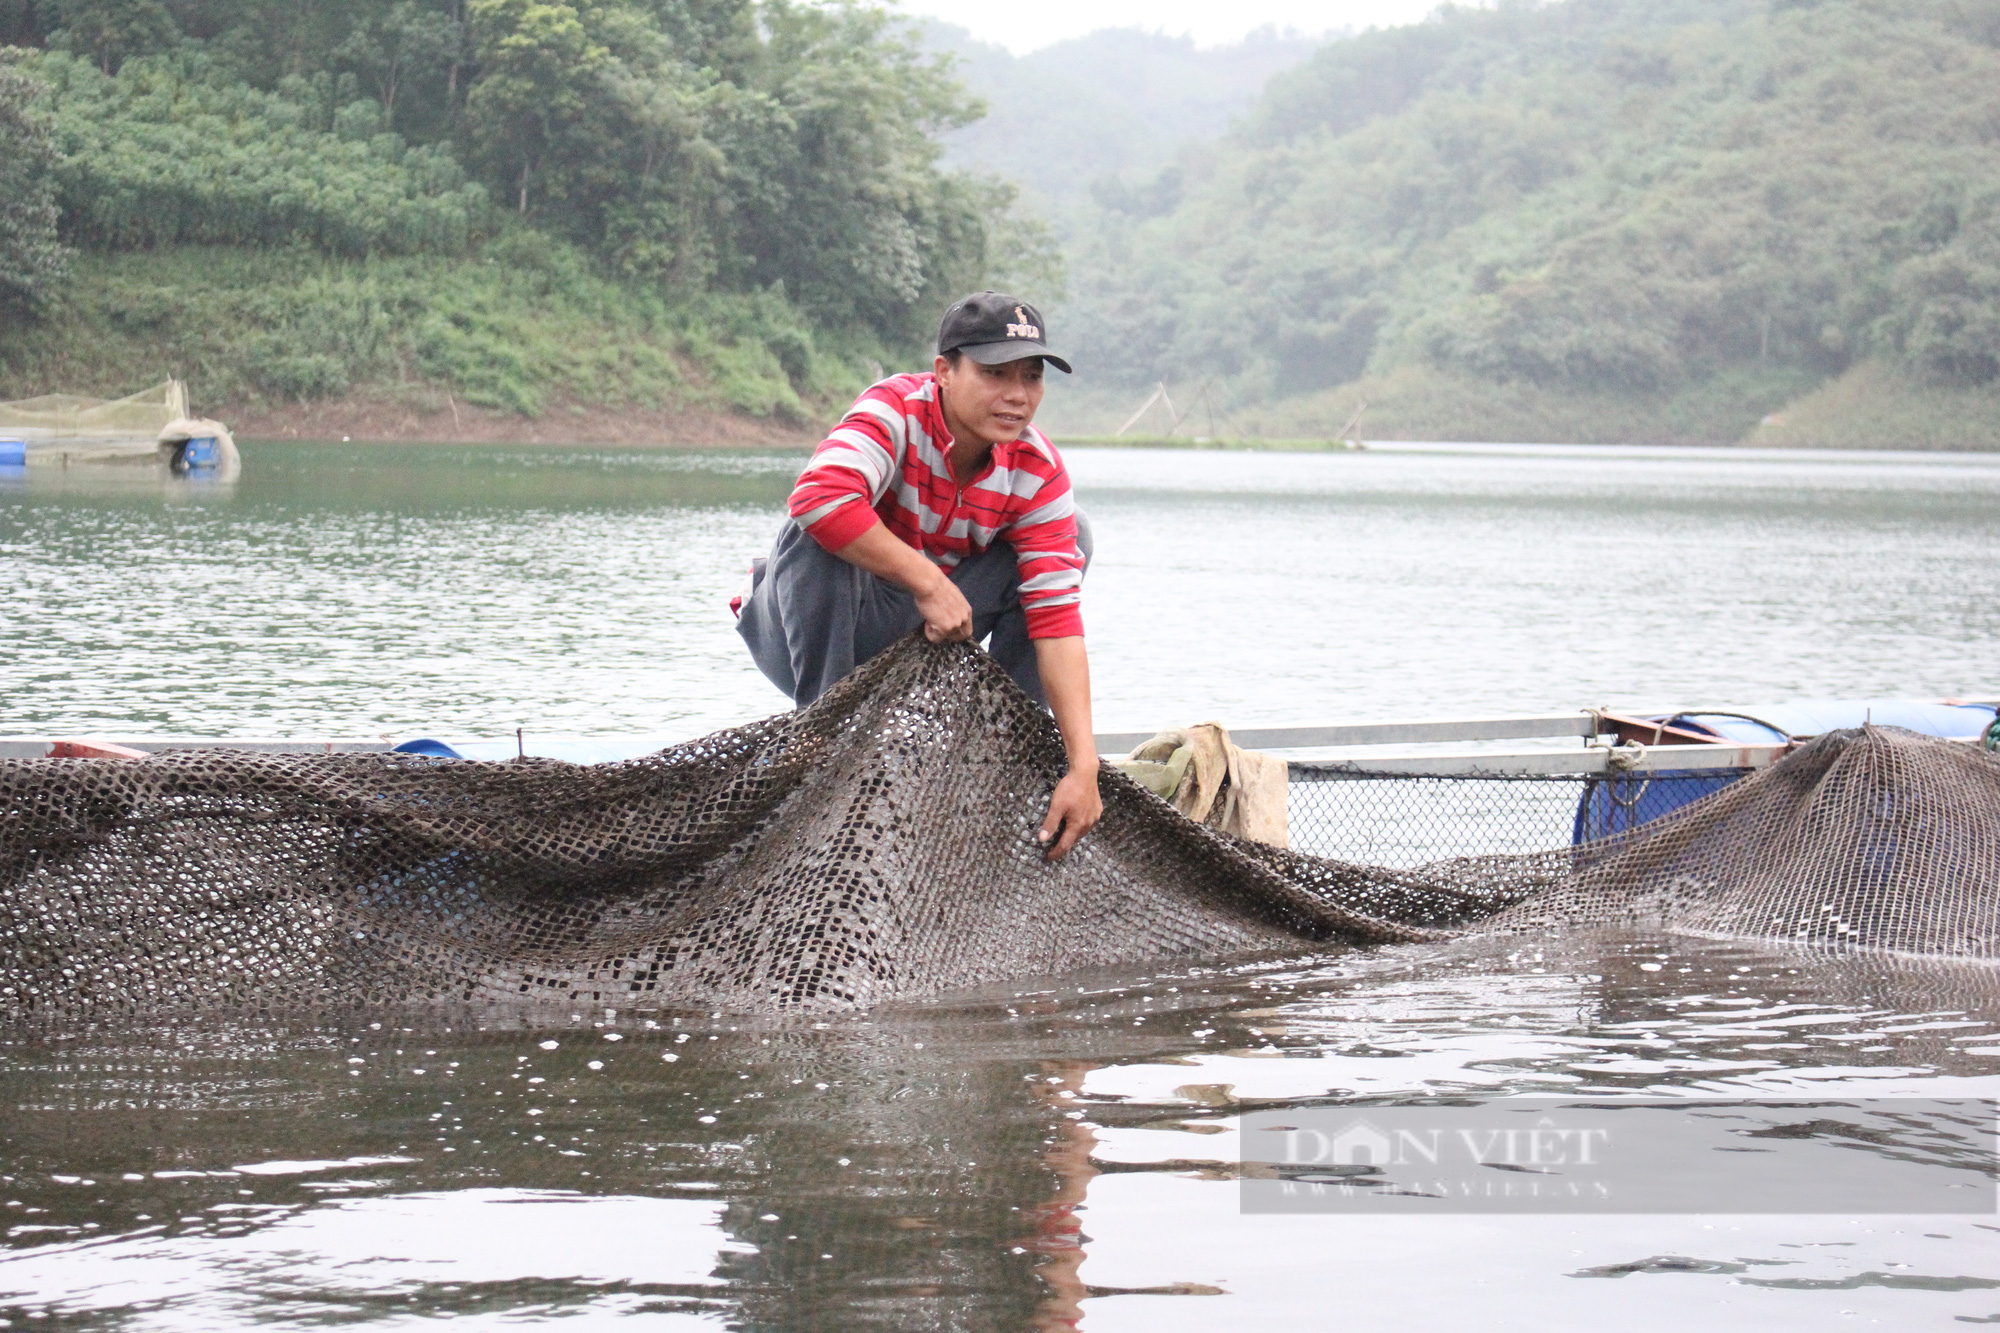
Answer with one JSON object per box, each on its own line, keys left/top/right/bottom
{"left": 1286, "top": 768, "right": 1754, "bottom": 867}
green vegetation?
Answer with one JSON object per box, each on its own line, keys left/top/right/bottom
{"left": 1057, "top": 0, "right": 2000, "bottom": 446}
{"left": 0, "top": 0, "right": 1056, "bottom": 426}
{"left": 37, "top": 49, "right": 486, "bottom": 255}
{"left": 1751, "top": 360, "right": 2000, "bottom": 450}
{"left": 5, "top": 242, "right": 845, "bottom": 419}
{"left": 9, "top": 0, "right": 1999, "bottom": 446}
{"left": 0, "top": 58, "right": 67, "bottom": 311}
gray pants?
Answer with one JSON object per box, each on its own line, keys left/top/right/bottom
{"left": 737, "top": 513, "right": 1093, "bottom": 708}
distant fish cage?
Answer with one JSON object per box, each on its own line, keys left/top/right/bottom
{"left": 0, "top": 379, "right": 239, "bottom": 475}
{"left": 1102, "top": 703, "right": 1998, "bottom": 869}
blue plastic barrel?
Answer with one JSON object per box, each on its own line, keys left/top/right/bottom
{"left": 183, "top": 437, "right": 219, "bottom": 467}
{"left": 0, "top": 439, "right": 25, "bottom": 468}
{"left": 1573, "top": 769, "right": 1744, "bottom": 843}
{"left": 392, "top": 738, "right": 467, "bottom": 759}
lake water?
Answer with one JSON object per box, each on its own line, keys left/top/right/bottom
{"left": 7, "top": 441, "right": 1998, "bottom": 737}
{"left": 3, "top": 441, "right": 1999, "bottom": 1329}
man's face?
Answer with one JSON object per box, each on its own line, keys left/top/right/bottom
{"left": 934, "top": 354, "right": 1046, "bottom": 446}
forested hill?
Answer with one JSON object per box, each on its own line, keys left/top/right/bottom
{"left": 0, "top": 0, "right": 1052, "bottom": 435}
{"left": 6, "top": 0, "right": 1999, "bottom": 447}
{"left": 1055, "top": 0, "right": 2000, "bottom": 447}
{"left": 926, "top": 24, "right": 1323, "bottom": 232}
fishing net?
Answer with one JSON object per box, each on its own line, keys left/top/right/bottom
{"left": 3, "top": 637, "right": 1996, "bottom": 1023}
{"left": 0, "top": 380, "right": 186, "bottom": 447}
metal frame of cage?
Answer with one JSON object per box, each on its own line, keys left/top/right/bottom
{"left": 1095, "top": 712, "right": 1791, "bottom": 868}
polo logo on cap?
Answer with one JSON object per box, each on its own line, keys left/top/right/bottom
{"left": 1006, "top": 305, "right": 1041, "bottom": 340}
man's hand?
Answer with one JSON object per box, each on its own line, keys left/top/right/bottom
{"left": 830, "top": 522, "right": 973, "bottom": 642}
{"left": 1038, "top": 764, "right": 1103, "bottom": 862}
{"left": 914, "top": 574, "right": 974, "bottom": 643}
{"left": 1033, "top": 636, "right": 1099, "bottom": 861}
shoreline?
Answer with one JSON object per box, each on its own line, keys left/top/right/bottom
{"left": 208, "top": 396, "right": 2000, "bottom": 455}
{"left": 221, "top": 395, "right": 820, "bottom": 449}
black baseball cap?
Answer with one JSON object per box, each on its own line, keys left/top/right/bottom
{"left": 937, "top": 292, "right": 1072, "bottom": 373}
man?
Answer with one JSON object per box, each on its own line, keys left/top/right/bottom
{"left": 736, "top": 292, "right": 1102, "bottom": 861}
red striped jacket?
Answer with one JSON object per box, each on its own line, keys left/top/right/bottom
{"left": 789, "top": 372, "right": 1085, "bottom": 639}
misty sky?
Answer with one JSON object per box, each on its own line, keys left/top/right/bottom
{"left": 892, "top": 0, "right": 1448, "bottom": 52}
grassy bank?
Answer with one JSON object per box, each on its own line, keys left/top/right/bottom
{"left": 1747, "top": 362, "right": 2000, "bottom": 451}
{"left": 1045, "top": 361, "right": 2000, "bottom": 448}
{"left": 0, "top": 241, "right": 875, "bottom": 441}
{"left": 1222, "top": 364, "right": 1821, "bottom": 447}
{"left": 1269, "top": 363, "right": 2000, "bottom": 449}
{"left": 12, "top": 245, "right": 1994, "bottom": 451}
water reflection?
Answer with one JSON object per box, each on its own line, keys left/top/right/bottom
{"left": 1, "top": 933, "right": 1994, "bottom": 1328}
{"left": 1024, "top": 1062, "right": 1100, "bottom": 1333}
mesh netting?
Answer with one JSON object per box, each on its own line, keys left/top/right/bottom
{"left": 1286, "top": 770, "right": 1744, "bottom": 866}
{"left": 0, "top": 380, "right": 185, "bottom": 447}
{"left": 1290, "top": 773, "right": 1590, "bottom": 866}
{"left": 3, "top": 636, "right": 1996, "bottom": 1023}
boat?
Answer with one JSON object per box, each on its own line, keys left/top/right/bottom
{"left": 0, "top": 379, "right": 240, "bottom": 477}
{"left": 7, "top": 697, "right": 1993, "bottom": 867}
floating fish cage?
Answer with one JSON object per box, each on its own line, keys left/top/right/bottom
{"left": 0, "top": 379, "right": 239, "bottom": 476}
{"left": 1102, "top": 701, "right": 2000, "bottom": 868}
{"left": 5, "top": 700, "right": 1994, "bottom": 870}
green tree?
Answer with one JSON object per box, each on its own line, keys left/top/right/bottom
{"left": 0, "top": 56, "right": 69, "bottom": 312}
{"left": 597, "top": 64, "right": 726, "bottom": 282}
{"left": 7, "top": 0, "right": 1057, "bottom": 393}
{"left": 724, "top": 0, "right": 991, "bottom": 343}
{"left": 0, "top": 2, "right": 45, "bottom": 48}
{"left": 332, "top": 0, "right": 461, "bottom": 125}
{"left": 461, "top": 0, "right": 611, "bottom": 213}
{"left": 47, "top": 0, "right": 174, "bottom": 72}
{"left": 35, "top": 48, "right": 489, "bottom": 255}
{"left": 1878, "top": 206, "right": 2000, "bottom": 386}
